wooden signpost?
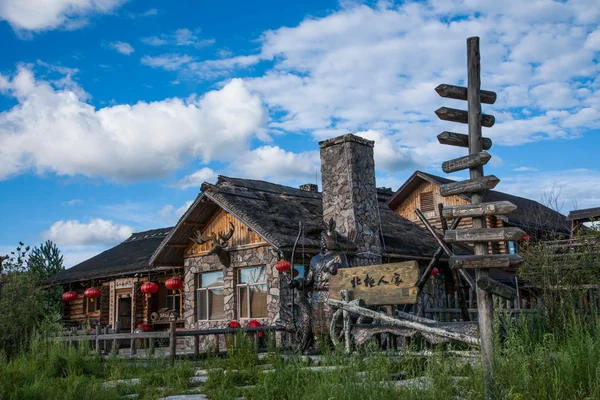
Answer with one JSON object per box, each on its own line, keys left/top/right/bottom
{"left": 328, "top": 261, "right": 419, "bottom": 305}
{"left": 435, "top": 37, "right": 525, "bottom": 399}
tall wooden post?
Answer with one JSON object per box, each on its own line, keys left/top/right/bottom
{"left": 169, "top": 321, "right": 176, "bottom": 366}
{"left": 467, "top": 37, "right": 494, "bottom": 398}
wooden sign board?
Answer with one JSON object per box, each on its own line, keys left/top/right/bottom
{"left": 329, "top": 261, "right": 419, "bottom": 305}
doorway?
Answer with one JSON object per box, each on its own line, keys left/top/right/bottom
{"left": 117, "top": 297, "right": 132, "bottom": 333}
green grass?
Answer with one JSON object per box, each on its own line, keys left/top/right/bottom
{"left": 3, "top": 313, "right": 600, "bottom": 400}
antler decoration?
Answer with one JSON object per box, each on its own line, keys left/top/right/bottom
{"left": 190, "top": 222, "right": 235, "bottom": 267}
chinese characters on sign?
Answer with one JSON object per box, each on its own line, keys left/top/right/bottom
{"left": 350, "top": 273, "right": 406, "bottom": 289}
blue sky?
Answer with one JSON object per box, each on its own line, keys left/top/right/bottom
{"left": 1, "top": 0, "right": 599, "bottom": 267}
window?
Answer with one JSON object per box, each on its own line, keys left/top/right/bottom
{"left": 166, "top": 292, "right": 181, "bottom": 315}
{"left": 237, "top": 266, "right": 268, "bottom": 319}
{"left": 196, "top": 271, "right": 225, "bottom": 321}
{"left": 420, "top": 191, "right": 435, "bottom": 213}
{"left": 87, "top": 297, "right": 100, "bottom": 313}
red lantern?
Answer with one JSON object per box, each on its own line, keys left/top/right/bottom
{"left": 228, "top": 320, "right": 241, "bottom": 329}
{"left": 62, "top": 291, "right": 78, "bottom": 302}
{"left": 165, "top": 277, "right": 184, "bottom": 294}
{"left": 84, "top": 287, "right": 101, "bottom": 302}
{"left": 275, "top": 259, "right": 291, "bottom": 273}
{"left": 431, "top": 267, "right": 439, "bottom": 277}
{"left": 136, "top": 323, "right": 152, "bottom": 332}
{"left": 521, "top": 235, "right": 532, "bottom": 242}
{"left": 248, "top": 319, "right": 263, "bottom": 337}
{"left": 141, "top": 281, "right": 159, "bottom": 297}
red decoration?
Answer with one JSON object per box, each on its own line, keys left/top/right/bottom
{"left": 248, "top": 319, "right": 263, "bottom": 337}
{"left": 141, "top": 281, "right": 159, "bottom": 297}
{"left": 431, "top": 267, "right": 439, "bottom": 277}
{"left": 136, "top": 323, "right": 152, "bottom": 332}
{"left": 292, "top": 268, "right": 299, "bottom": 278}
{"left": 84, "top": 287, "right": 101, "bottom": 302}
{"left": 165, "top": 277, "right": 184, "bottom": 294}
{"left": 521, "top": 235, "right": 532, "bottom": 242}
{"left": 275, "top": 259, "right": 291, "bottom": 273}
{"left": 62, "top": 291, "right": 78, "bottom": 302}
{"left": 228, "top": 320, "right": 241, "bottom": 329}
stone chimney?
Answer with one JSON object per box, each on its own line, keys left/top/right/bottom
{"left": 299, "top": 183, "right": 318, "bottom": 192}
{"left": 319, "top": 134, "right": 382, "bottom": 266}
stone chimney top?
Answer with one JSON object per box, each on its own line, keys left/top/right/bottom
{"left": 299, "top": 183, "right": 318, "bottom": 192}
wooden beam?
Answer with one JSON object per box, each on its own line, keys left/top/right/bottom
{"left": 435, "top": 107, "right": 495, "bottom": 128}
{"left": 155, "top": 264, "right": 184, "bottom": 268}
{"left": 450, "top": 254, "right": 524, "bottom": 270}
{"left": 435, "top": 84, "right": 497, "bottom": 104}
{"left": 167, "top": 244, "right": 189, "bottom": 248}
{"left": 440, "top": 175, "right": 499, "bottom": 197}
{"left": 183, "top": 221, "right": 205, "bottom": 228}
{"left": 442, "top": 151, "right": 491, "bottom": 173}
{"left": 445, "top": 227, "right": 526, "bottom": 243}
{"left": 442, "top": 201, "right": 517, "bottom": 219}
{"left": 477, "top": 276, "right": 517, "bottom": 300}
{"left": 437, "top": 131, "right": 492, "bottom": 150}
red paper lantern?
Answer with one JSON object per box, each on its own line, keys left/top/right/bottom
{"left": 521, "top": 235, "right": 532, "bottom": 242}
{"left": 165, "top": 277, "right": 184, "bottom": 294}
{"left": 431, "top": 267, "right": 439, "bottom": 277}
{"left": 141, "top": 281, "right": 159, "bottom": 297}
{"left": 62, "top": 291, "right": 78, "bottom": 302}
{"left": 136, "top": 323, "right": 152, "bottom": 332}
{"left": 84, "top": 287, "right": 101, "bottom": 302}
{"left": 275, "top": 259, "right": 291, "bottom": 273}
{"left": 228, "top": 320, "right": 241, "bottom": 329}
{"left": 248, "top": 319, "right": 263, "bottom": 337}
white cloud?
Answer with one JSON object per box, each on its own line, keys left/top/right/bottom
{"left": 141, "top": 54, "right": 193, "bottom": 71}
{"left": 108, "top": 41, "right": 134, "bottom": 55}
{"left": 141, "top": 28, "right": 214, "bottom": 48}
{"left": 175, "top": 168, "right": 218, "bottom": 189}
{"left": 0, "top": 0, "right": 125, "bottom": 33}
{"left": 62, "top": 199, "right": 83, "bottom": 206}
{"left": 513, "top": 167, "right": 538, "bottom": 172}
{"left": 42, "top": 218, "right": 133, "bottom": 246}
{"left": 160, "top": 200, "right": 194, "bottom": 224}
{"left": 232, "top": 146, "right": 320, "bottom": 183}
{"left": 0, "top": 66, "right": 266, "bottom": 181}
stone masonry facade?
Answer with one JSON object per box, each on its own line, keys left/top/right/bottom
{"left": 319, "top": 134, "right": 383, "bottom": 266}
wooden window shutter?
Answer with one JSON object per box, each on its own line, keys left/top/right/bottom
{"left": 420, "top": 191, "right": 435, "bottom": 212}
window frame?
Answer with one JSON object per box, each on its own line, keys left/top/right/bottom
{"left": 166, "top": 291, "right": 181, "bottom": 315}
{"left": 86, "top": 296, "right": 100, "bottom": 313}
{"left": 195, "top": 271, "right": 226, "bottom": 321}
{"left": 419, "top": 191, "right": 435, "bottom": 213}
{"left": 237, "top": 266, "right": 268, "bottom": 319}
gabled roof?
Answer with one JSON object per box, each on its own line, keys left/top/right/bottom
{"left": 387, "top": 171, "right": 569, "bottom": 236}
{"left": 48, "top": 228, "right": 172, "bottom": 285}
{"left": 151, "top": 176, "right": 439, "bottom": 266}
{"left": 567, "top": 207, "right": 600, "bottom": 222}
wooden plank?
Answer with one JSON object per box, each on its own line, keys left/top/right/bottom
{"left": 450, "top": 254, "right": 524, "bottom": 269}
{"left": 327, "top": 298, "right": 480, "bottom": 346}
{"left": 477, "top": 276, "right": 517, "bottom": 300}
{"left": 437, "top": 131, "right": 492, "bottom": 150}
{"left": 442, "top": 201, "right": 517, "bottom": 219}
{"left": 435, "top": 107, "right": 495, "bottom": 128}
{"left": 328, "top": 261, "right": 419, "bottom": 305}
{"left": 445, "top": 227, "right": 525, "bottom": 243}
{"left": 167, "top": 244, "right": 189, "bottom": 248}
{"left": 183, "top": 221, "right": 205, "bottom": 227}
{"left": 439, "top": 175, "right": 499, "bottom": 197}
{"left": 169, "top": 321, "right": 176, "bottom": 366}
{"left": 442, "top": 151, "right": 491, "bottom": 173}
{"left": 435, "top": 84, "right": 497, "bottom": 104}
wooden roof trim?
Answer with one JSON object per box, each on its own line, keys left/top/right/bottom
{"left": 387, "top": 171, "right": 469, "bottom": 210}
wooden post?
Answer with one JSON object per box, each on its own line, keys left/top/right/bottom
{"left": 194, "top": 335, "right": 200, "bottom": 359}
{"left": 467, "top": 37, "right": 495, "bottom": 399}
{"left": 102, "top": 327, "right": 108, "bottom": 354}
{"left": 149, "top": 334, "right": 155, "bottom": 356}
{"left": 95, "top": 322, "right": 101, "bottom": 354}
{"left": 169, "top": 321, "right": 176, "bottom": 366}
{"left": 112, "top": 322, "right": 120, "bottom": 356}
{"left": 341, "top": 290, "right": 352, "bottom": 354}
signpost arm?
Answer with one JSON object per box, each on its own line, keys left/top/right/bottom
{"left": 467, "top": 36, "right": 495, "bottom": 399}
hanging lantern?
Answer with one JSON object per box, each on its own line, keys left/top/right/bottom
{"left": 165, "top": 277, "right": 184, "bottom": 294}
{"left": 84, "top": 287, "right": 101, "bottom": 302}
{"left": 228, "top": 320, "right": 241, "bottom": 329}
{"left": 136, "top": 323, "right": 152, "bottom": 332}
{"left": 62, "top": 291, "right": 78, "bottom": 302}
{"left": 431, "top": 267, "right": 439, "bottom": 277}
{"left": 521, "top": 234, "right": 532, "bottom": 242}
{"left": 248, "top": 319, "right": 263, "bottom": 338}
{"left": 141, "top": 281, "right": 159, "bottom": 297}
{"left": 275, "top": 259, "right": 291, "bottom": 273}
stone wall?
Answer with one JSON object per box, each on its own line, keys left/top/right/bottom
{"left": 319, "top": 134, "right": 383, "bottom": 266}
{"left": 182, "top": 246, "right": 284, "bottom": 351}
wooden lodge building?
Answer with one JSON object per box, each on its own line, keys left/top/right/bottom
{"left": 48, "top": 134, "right": 570, "bottom": 345}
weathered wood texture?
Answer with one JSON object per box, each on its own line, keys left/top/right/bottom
{"left": 185, "top": 208, "right": 264, "bottom": 256}
{"left": 442, "top": 151, "right": 491, "bottom": 173}
{"left": 438, "top": 131, "right": 492, "bottom": 150}
{"left": 442, "top": 201, "right": 517, "bottom": 219}
{"left": 450, "top": 254, "right": 524, "bottom": 269}
{"left": 477, "top": 276, "right": 517, "bottom": 300}
{"left": 327, "top": 298, "right": 480, "bottom": 346}
{"left": 440, "top": 175, "right": 499, "bottom": 197}
{"left": 445, "top": 227, "right": 526, "bottom": 243}
{"left": 435, "top": 84, "right": 497, "bottom": 104}
{"left": 329, "top": 261, "right": 419, "bottom": 305}
{"left": 435, "top": 107, "right": 495, "bottom": 128}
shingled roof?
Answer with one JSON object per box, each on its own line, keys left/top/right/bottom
{"left": 151, "top": 176, "right": 439, "bottom": 266}
{"left": 48, "top": 228, "right": 172, "bottom": 285}
{"left": 387, "top": 171, "right": 569, "bottom": 236}
{"left": 567, "top": 207, "right": 600, "bottom": 222}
